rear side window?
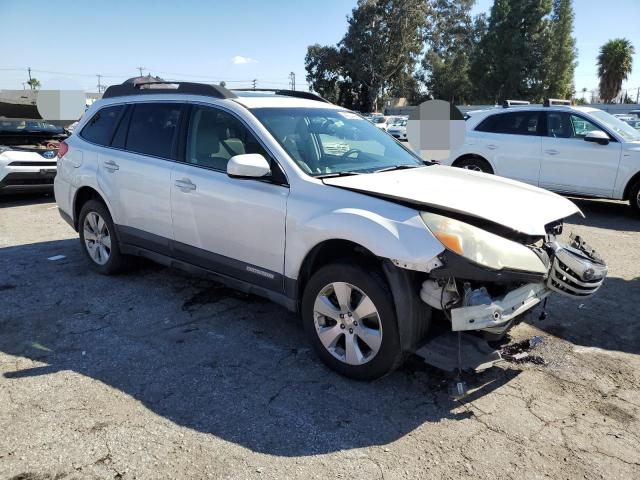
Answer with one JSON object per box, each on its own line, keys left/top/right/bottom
{"left": 126, "top": 103, "right": 182, "bottom": 158}
{"left": 476, "top": 111, "right": 540, "bottom": 136}
{"left": 80, "top": 105, "right": 124, "bottom": 146}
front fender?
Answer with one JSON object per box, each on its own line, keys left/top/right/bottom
{"left": 285, "top": 204, "right": 444, "bottom": 279}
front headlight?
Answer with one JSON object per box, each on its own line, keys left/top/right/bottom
{"left": 420, "top": 212, "right": 546, "bottom": 274}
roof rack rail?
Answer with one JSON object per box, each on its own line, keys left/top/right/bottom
{"left": 544, "top": 98, "right": 572, "bottom": 107}
{"left": 502, "top": 100, "right": 530, "bottom": 108}
{"left": 232, "top": 88, "right": 330, "bottom": 103}
{"left": 102, "top": 80, "right": 237, "bottom": 100}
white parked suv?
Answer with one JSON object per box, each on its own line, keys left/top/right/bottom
{"left": 445, "top": 100, "right": 640, "bottom": 215}
{"left": 55, "top": 82, "right": 607, "bottom": 379}
{"left": 0, "top": 119, "right": 67, "bottom": 192}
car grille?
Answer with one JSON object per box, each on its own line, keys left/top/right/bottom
{"left": 547, "top": 247, "right": 607, "bottom": 297}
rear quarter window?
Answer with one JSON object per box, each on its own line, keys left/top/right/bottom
{"left": 80, "top": 105, "right": 124, "bottom": 146}
{"left": 475, "top": 111, "right": 540, "bottom": 136}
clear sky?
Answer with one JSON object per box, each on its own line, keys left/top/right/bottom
{"left": 1, "top": 0, "right": 639, "bottom": 100}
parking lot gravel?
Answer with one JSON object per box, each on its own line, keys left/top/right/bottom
{"left": 1, "top": 193, "right": 639, "bottom": 479}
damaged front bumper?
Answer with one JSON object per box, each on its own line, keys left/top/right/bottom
{"left": 421, "top": 234, "right": 607, "bottom": 335}
{"left": 449, "top": 282, "right": 550, "bottom": 332}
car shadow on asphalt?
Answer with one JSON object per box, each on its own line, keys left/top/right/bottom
{"left": 1, "top": 234, "right": 637, "bottom": 456}
{"left": 1, "top": 238, "right": 520, "bottom": 456}
{"left": 530, "top": 275, "right": 640, "bottom": 356}
{"left": 0, "top": 191, "right": 55, "bottom": 208}
{"left": 568, "top": 197, "right": 640, "bottom": 232}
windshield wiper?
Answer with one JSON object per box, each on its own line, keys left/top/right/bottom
{"left": 373, "top": 165, "right": 421, "bottom": 173}
{"left": 316, "top": 171, "right": 363, "bottom": 179}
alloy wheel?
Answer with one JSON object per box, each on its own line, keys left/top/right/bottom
{"left": 83, "top": 212, "right": 111, "bottom": 265}
{"left": 462, "top": 164, "right": 483, "bottom": 172}
{"left": 313, "top": 282, "right": 383, "bottom": 365}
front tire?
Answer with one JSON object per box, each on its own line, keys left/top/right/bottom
{"left": 629, "top": 179, "right": 640, "bottom": 216}
{"left": 454, "top": 156, "right": 493, "bottom": 174}
{"left": 78, "top": 199, "right": 127, "bottom": 275}
{"left": 301, "top": 262, "right": 403, "bottom": 380}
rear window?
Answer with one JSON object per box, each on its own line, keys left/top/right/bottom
{"left": 125, "top": 103, "right": 181, "bottom": 158}
{"left": 476, "top": 111, "right": 540, "bottom": 136}
{"left": 80, "top": 105, "right": 124, "bottom": 146}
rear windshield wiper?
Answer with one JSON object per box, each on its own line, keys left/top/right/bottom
{"left": 373, "top": 165, "right": 421, "bottom": 173}
{"left": 316, "top": 171, "right": 363, "bottom": 179}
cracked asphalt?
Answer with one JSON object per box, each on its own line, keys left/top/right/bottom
{"left": 1, "top": 193, "right": 639, "bottom": 479}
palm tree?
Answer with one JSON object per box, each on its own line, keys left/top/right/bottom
{"left": 597, "top": 38, "right": 634, "bottom": 103}
{"left": 26, "top": 78, "right": 41, "bottom": 90}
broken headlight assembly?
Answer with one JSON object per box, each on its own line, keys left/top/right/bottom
{"left": 420, "top": 212, "right": 546, "bottom": 274}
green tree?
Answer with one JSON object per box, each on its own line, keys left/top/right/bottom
{"left": 305, "top": 44, "right": 345, "bottom": 104}
{"left": 305, "top": 0, "right": 427, "bottom": 111}
{"left": 27, "top": 78, "right": 41, "bottom": 90}
{"left": 341, "top": 0, "right": 428, "bottom": 111}
{"left": 597, "top": 38, "right": 635, "bottom": 103}
{"left": 547, "top": 0, "right": 577, "bottom": 99}
{"left": 421, "top": 0, "right": 482, "bottom": 104}
{"left": 471, "top": 0, "right": 553, "bottom": 103}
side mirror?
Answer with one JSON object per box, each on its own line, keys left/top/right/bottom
{"left": 584, "top": 130, "right": 610, "bottom": 145}
{"left": 227, "top": 153, "right": 271, "bottom": 179}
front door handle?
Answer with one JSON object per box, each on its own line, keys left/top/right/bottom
{"left": 487, "top": 144, "right": 497, "bottom": 150}
{"left": 175, "top": 178, "right": 196, "bottom": 191}
{"left": 103, "top": 160, "right": 119, "bottom": 171}
{"left": 545, "top": 149, "right": 560, "bottom": 155}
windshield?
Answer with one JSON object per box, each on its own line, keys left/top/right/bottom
{"left": 589, "top": 110, "right": 640, "bottom": 142}
{"left": 0, "top": 119, "right": 65, "bottom": 135}
{"left": 371, "top": 116, "right": 386, "bottom": 124}
{"left": 252, "top": 108, "right": 424, "bottom": 176}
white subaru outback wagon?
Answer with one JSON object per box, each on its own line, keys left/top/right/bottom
{"left": 55, "top": 80, "right": 607, "bottom": 379}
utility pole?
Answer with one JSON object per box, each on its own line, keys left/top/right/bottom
{"left": 27, "top": 67, "right": 32, "bottom": 82}
{"left": 137, "top": 67, "right": 145, "bottom": 77}
{"left": 252, "top": 79, "right": 257, "bottom": 91}
{"left": 289, "top": 72, "right": 296, "bottom": 90}
{"left": 636, "top": 87, "right": 639, "bottom": 104}
{"left": 97, "top": 74, "right": 103, "bottom": 93}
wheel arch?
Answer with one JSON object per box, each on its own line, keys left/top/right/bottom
{"left": 622, "top": 170, "right": 640, "bottom": 200}
{"left": 72, "top": 186, "right": 110, "bottom": 230}
{"left": 294, "top": 239, "right": 380, "bottom": 306}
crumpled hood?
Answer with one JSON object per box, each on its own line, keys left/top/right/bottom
{"left": 323, "top": 165, "right": 582, "bottom": 236}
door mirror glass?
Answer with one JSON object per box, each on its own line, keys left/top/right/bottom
{"left": 227, "top": 153, "right": 271, "bottom": 178}
{"left": 584, "top": 130, "right": 610, "bottom": 145}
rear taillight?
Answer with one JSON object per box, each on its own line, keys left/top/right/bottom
{"left": 57, "top": 141, "right": 69, "bottom": 158}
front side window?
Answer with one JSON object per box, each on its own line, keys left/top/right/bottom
{"left": 569, "top": 114, "right": 600, "bottom": 138}
{"left": 186, "top": 106, "right": 271, "bottom": 172}
{"left": 80, "top": 105, "right": 124, "bottom": 146}
{"left": 126, "top": 103, "right": 181, "bottom": 158}
{"left": 546, "top": 112, "right": 604, "bottom": 140}
{"left": 476, "top": 111, "right": 540, "bottom": 135}
{"left": 251, "top": 108, "right": 423, "bottom": 176}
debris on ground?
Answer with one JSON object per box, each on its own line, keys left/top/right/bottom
{"left": 501, "top": 336, "right": 546, "bottom": 365}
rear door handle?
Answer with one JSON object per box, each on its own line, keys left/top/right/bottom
{"left": 175, "top": 178, "right": 196, "bottom": 191}
{"left": 486, "top": 144, "right": 497, "bottom": 150}
{"left": 103, "top": 160, "right": 119, "bottom": 171}
{"left": 545, "top": 149, "right": 559, "bottom": 155}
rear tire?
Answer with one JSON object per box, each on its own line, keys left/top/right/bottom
{"left": 454, "top": 156, "right": 493, "bottom": 174}
{"left": 629, "top": 179, "right": 640, "bottom": 216}
{"left": 301, "top": 261, "right": 403, "bottom": 380}
{"left": 78, "top": 199, "right": 128, "bottom": 275}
